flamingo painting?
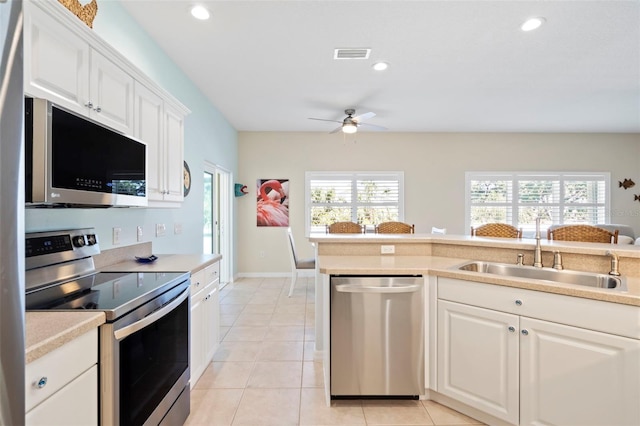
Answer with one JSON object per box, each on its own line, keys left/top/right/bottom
{"left": 257, "top": 179, "right": 289, "bottom": 227}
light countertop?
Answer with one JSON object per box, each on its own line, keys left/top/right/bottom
{"left": 100, "top": 253, "right": 222, "bottom": 274}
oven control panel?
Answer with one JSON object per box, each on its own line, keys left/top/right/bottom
{"left": 25, "top": 228, "right": 100, "bottom": 270}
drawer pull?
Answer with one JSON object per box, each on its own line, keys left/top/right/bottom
{"left": 521, "top": 329, "right": 529, "bottom": 336}
{"left": 515, "top": 299, "right": 523, "bottom": 306}
{"left": 508, "top": 326, "right": 516, "bottom": 333}
{"left": 35, "top": 377, "right": 48, "bottom": 389}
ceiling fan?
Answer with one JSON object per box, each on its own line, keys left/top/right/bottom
{"left": 308, "top": 109, "right": 387, "bottom": 134}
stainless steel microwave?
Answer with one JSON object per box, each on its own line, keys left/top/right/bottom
{"left": 25, "top": 98, "right": 147, "bottom": 207}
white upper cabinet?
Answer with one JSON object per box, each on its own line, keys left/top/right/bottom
{"left": 24, "top": 0, "right": 190, "bottom": 207}
{"left": 24, "top": 2, "right": 134, "bottom": 134}
{"left": 134, "top": 82, "right": 184, "bottom": 206}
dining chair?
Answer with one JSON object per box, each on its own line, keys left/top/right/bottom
{"left": 547, "top": 225, "right": 618, "bottom": 244}
{"left": 286, "top": 227, "right": 315, "bottom": 297}
{"left": 375, "top": 221, "right": 415, "bottom": 234}
{"left": 326, "top": 221, "right": 365, "bottom": 234}
{"left": 471, "top": 223, "right": 522, "bottom": 238}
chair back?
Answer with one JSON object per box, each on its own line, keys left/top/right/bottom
{"left": 431, "top": 227, "right": 447, "bottom": 234}
{"left": 286, "top": 227, "right": 298, "bottom": 268}
{"left": 471, "top": 223, "right": 522, "bottom": 238}
{"left": 326, "top": 221, "right": 364, "bottom": 234}
{"left": 375, "top": 221, "right": 415, "bottom": 234}
{"left": 548, "top": 225, "right": 618, "bottom": 244}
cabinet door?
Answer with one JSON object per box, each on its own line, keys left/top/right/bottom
{"left": 89, "top": 50, "right": 134, "bottom": 134}
{"left": 438, "top": 300, "right": 519, "bottom": 424}
{"left": 24, "top": 3, "right": 89, "bottom": 115}
{"left": 190, "top": 293, "right": 205, "bottom": 388}
{"left": 134, "top": 82, "right": 164, "bottom": 202}
{"left": 520, "top": 317, "right": 640, "bottom": 426}
{"left": 26, "top": 365, "right": 98, "bottom": 426}
{"left": 204, "top": 284, "right": 220, "bottom": 364}
{"left": 163, "top": 103, "right": 185, "bottom": 203}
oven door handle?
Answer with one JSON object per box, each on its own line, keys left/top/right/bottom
{"left": 113, "top": 286, "right": 189, "bottom": 341}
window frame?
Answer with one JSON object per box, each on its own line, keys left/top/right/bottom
{"left": 465, "top": 171, "right": 611, "bottom": 236}
{"left": 305, "top": 171, "right": 405, "bottom": 234}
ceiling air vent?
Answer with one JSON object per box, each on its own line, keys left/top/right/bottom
{"left": 334, "top": 48, "right": 371, "bottom": 60}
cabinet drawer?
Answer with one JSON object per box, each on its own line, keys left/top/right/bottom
{"left": 204, "top": 262, "right": 220, "bottom": 285}
{"left": 191, "top": 269, "right": 206, "bottom": 295}
{"left": 437, "top": 277, "right": 640, "bottom": 339}
{"left": 26, "top": 329, "right": 97, "bottom": 412}
{"left": 26, "top": 365, "right": 98, "bottom": 425}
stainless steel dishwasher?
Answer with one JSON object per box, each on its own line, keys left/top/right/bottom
{"left": 330, "top": 275, "right": 424, "bottom": 398}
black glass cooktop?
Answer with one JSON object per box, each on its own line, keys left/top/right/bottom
{"left": 26, "top": 271, "right": 189, "bottom": 321}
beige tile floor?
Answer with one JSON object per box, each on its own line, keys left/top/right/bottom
{"left": 185, "top": 277, "right": 484, "bottom": 426}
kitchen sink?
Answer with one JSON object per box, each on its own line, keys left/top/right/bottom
{"left": 455, "top": 261, "right": 627, "bottom": 291}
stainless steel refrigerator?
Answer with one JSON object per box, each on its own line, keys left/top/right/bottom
{"left": 0, "top": 0, "right": 25, "bottom": 424}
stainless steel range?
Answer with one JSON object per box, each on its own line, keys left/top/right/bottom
{"left": 25, "top": 228, "right": 191, "bottom": 426}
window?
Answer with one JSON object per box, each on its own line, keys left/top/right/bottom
{"left": 466, "top": 172, "right": 610, "bottom": 236}
{"left": 305, "top": 172, "right": 404, "bottom": 233}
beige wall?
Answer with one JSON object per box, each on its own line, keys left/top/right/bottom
{"left": 238, "top": 132, "right": 640, "bottom": 275}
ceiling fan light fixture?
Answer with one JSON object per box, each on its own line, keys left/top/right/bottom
{"left": 190, "top": 5, "right": 210, "bottom": 20}
{"left": 372, "top": 61, "right": 389, "bottom": 71}
{"left": 521, "top": 16, "right": 545, "bottom": 32}
{"left": 342, "top": 122, "right": 358, "bottom": 134}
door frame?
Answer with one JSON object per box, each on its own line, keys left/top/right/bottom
{"left": 203, "top": 161, "right": 233, "bottom": 286}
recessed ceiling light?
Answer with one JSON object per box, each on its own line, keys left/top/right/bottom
{"left": 372, "top": 62, "right": 389, "bottom": 71}
{"left": 190, "top": 5, "right": 210, "bottom": 20}
{"left": 521, "top": 17, "right": 545, "bottom": 32}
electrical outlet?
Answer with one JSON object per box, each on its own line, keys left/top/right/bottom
{"left": 381, "top": 245, "right": 395, "bottom": 254}
{"left": 174, "top": 223, "right": 183, "bottom": 235}
{"left": 259, "top": 251, "right": 265, "bottom": 258}
{"left": 112, "top": 227, "right": 121, "bottom": 245}
{"left": 137, "top": 226, "right": 143, "bottom": 242}
{"left": 156, "top": 223, "right": 166, "bottom": 237}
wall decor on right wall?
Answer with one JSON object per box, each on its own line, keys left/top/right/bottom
{"left": 256, "top": 179, "right": 289, "bottom": 227}
{"left": 619, "top": 178, "right": 635, "bottom": 189}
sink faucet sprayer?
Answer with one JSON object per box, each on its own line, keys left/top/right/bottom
{"left": 533, "top": 216, "right": 543, "bottom": 268}
{"left": 606, "top": 251, "right": 621, "bottom": 276}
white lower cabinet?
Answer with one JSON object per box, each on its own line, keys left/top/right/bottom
{"left": 437, "top": 300, "right": 519, "bottom": 424}
{"left": 436, "top": 278, "right": 640, "bottom": 426}
{"left": 190, "top": 262, "right": 221, "bottom": 387}
{"left": 25, "top": 329, "right": 98, "bottom": 425}
{"left": 520, "top": 317, "right": 640, "bottom": 426}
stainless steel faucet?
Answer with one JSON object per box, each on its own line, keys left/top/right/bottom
{"left": 533, "top": 216, "right": 543, "bottom": 267}
{"left": 606, "top": 250, "right": 620, "bottom": 276}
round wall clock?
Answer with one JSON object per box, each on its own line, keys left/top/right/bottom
{"left": 183, "top": 161, "right": 191, "bottom": 197}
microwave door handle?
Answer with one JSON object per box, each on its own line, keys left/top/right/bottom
{"left": 113, "top": 287, "right": 189, "bottom": 341}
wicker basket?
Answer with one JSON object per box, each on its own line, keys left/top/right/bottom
{"left": 58, "top": 0, "right": 98, "bottom": 29}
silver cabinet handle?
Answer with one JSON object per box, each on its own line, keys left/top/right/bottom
{"left": 335, "top": 284, "right": 421, "bottom": 294}
{"left": 85, "top": 101, "right": 93, "bottom": 109}
{"left": 35, "top": 377, "right": 47, "bottom": 389}
{"left": 515, "top": 299, "right": 523, "bottom": 306}
{"left": 508, "top": 326, "right": 516, "bottom": 333}
{"left": 521, "top": 329, "right": 529, "bottom": 336}
{"left": 94, "top": 106, "right": 102, "bottom": 113}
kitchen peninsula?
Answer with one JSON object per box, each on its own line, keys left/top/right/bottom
{"left": 309, "top": 233, "right": 640, "bottom": 426}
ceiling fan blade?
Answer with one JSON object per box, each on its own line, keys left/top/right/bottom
{"left": 352, "top": 112, "right": 375, "bottom": 123}
{"left": 329, "top": 125, "right": 343, "bottom": 134}
{"left": 358, "top": 122, "right": 388, "bottom": 131}
{"left": 308, "top": 117, "right": 342, "bottom": 123}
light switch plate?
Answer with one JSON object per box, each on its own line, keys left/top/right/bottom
{"left": 156, "top": 223, "right": 166, "bottom": 237}
{"left": 381, "top": 245, "right": 395, "bottom": 254}
{"left": 137, "top": 226, "right": 143, "bottom": 242}
{"left": 112, "top": 227, "right": 121, "bottom": 245}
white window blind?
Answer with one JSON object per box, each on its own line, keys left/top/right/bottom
{"left": 466, "top": 172, "right": 610, "bottom": 236}
{"left": 306, "top": 172, "right": 404, "bottom": 233}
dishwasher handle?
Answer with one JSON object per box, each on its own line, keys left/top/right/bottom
{"left": 334, "top": 283, "right": 421, "bottom": 294}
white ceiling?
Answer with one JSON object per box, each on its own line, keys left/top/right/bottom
{"left": 120, "top": 0, "right": 640, "bottom": 133}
